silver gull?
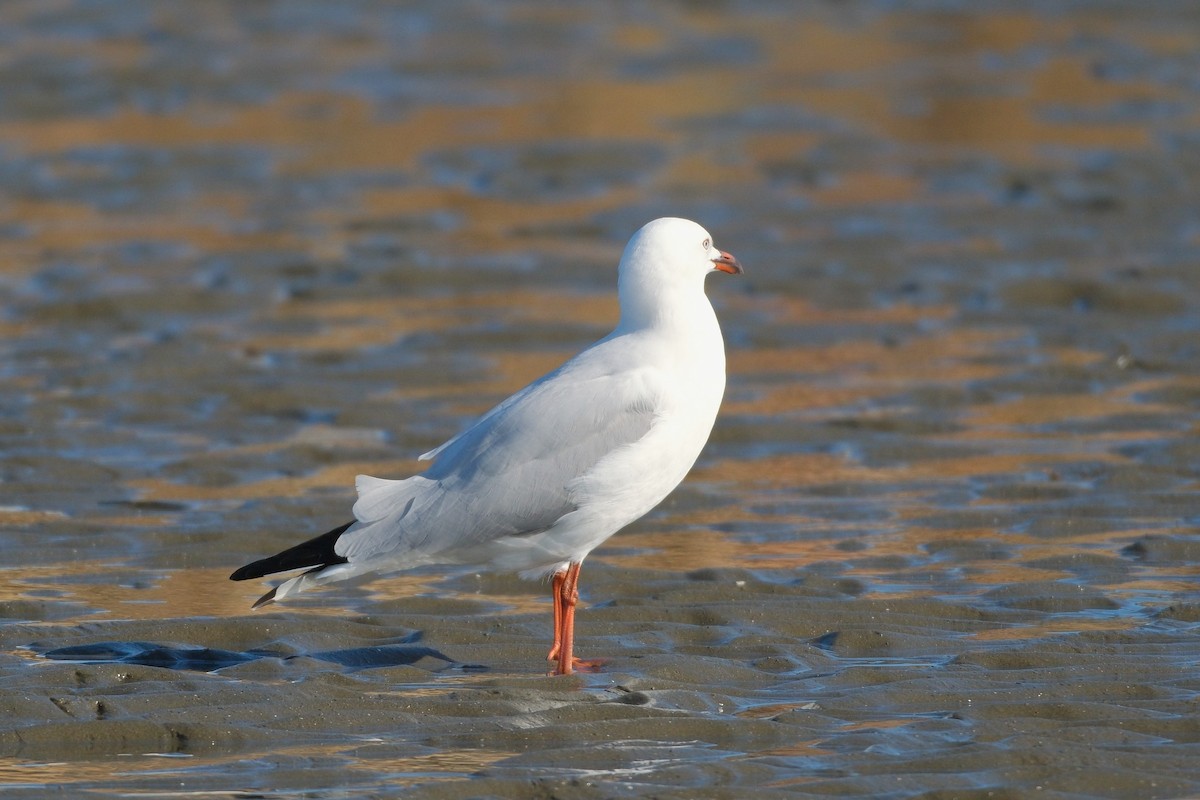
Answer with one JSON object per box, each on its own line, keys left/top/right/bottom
{"left": 230, "top": 217, "right": 742, "bottom": 675}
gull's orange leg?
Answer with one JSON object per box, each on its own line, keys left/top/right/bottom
{"left": 556, "top": 562, "right": 580, "bottom": 675}
{"left": 547, "top": 568, "right": 567, "bottom": 663}
{"left": 546, "top": 562, "right": 604, "bottom": 676}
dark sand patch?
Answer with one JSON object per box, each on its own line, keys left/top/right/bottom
{"left": 2, "top": 565, "right": 1198, "bottom": 796}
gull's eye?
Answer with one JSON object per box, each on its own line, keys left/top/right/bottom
{"left": 702, "top": 238, "right": 711, "bottom": 249}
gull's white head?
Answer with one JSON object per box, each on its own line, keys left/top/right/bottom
{"left": 616, "top": 217, "right": 742, "bottom": 328}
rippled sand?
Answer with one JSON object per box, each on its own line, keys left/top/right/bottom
{"left": 1, "top": 2, "right": 1199, "bottom": 798}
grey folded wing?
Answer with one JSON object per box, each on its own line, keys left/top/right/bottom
{"left": 338, "top": 357, "right": 662, "bottom": 562}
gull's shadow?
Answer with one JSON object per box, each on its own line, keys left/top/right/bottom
{"left": 36, "top": 637, "right": 487, "bottom": 674}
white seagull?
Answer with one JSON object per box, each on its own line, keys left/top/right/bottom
{"left": 231, "top": 217, "right": 742, "bottom": 675}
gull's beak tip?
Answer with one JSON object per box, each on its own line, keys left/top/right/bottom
{"left": 712, "top": 250, "right": 743, "bottom": 275}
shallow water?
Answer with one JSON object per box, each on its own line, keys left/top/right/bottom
{"left": 1, "top": 2, "right": 1199, "bottom": 798}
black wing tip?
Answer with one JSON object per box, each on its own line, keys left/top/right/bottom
{"left": 229, "top": 562, "right": 261, "bottom": 582}
{"left": 228, "top": 520, "right": 355, "bottom": 583}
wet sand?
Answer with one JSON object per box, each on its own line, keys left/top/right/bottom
{"left": 2, "top": 1, "right": 1200, "bottom": 798}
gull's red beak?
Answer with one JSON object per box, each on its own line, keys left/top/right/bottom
{"left": 711, "top": 250, "right": 743, "bottom": 275}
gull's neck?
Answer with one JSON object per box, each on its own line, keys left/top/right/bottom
{"left": 616, "top": 273, "right": 715, "bottom": 335}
